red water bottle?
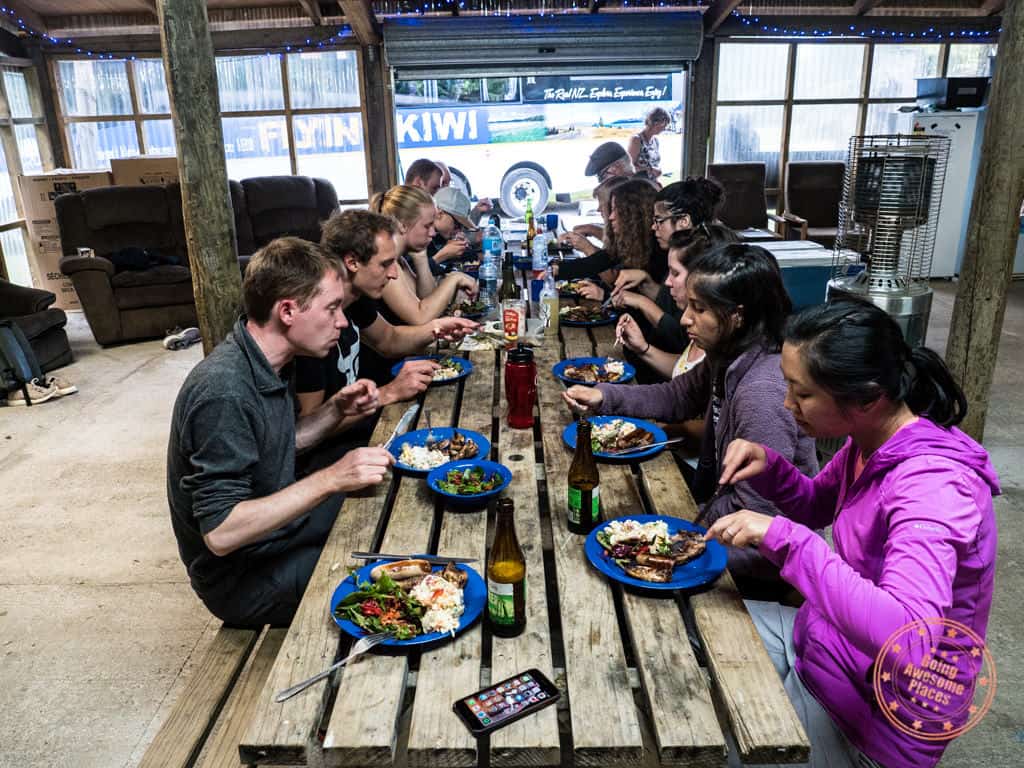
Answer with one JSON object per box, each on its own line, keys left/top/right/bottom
{"left": 505, "top": 343, "right": 537, "bottom": 429}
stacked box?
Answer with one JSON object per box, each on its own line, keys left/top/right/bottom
{"left": 111, "top": 156, "right": 179, "bottom": 186}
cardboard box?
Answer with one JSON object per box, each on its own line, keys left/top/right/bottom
{"left": 111, "top": 155, "right": 179, "bottom": 186}
{"left": 18, "top": 169, "right": 112, "bottom": 310}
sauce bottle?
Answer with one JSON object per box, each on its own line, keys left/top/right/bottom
{"left": 504, "top": 343, "right": 536, "bottom": 429}
{"left": 487, "top": 498, "right": 527, "bottom": 638}
{"left": 567, "top": 416, "right": 600, "bottom": 534}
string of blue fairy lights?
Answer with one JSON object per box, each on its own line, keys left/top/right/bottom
{"left": 729, "top": 9, "right": 1002, "bottom": 41}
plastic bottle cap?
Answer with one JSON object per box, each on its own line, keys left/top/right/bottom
{"left": 507, "top": 343, "right": 534, "bottom": 364}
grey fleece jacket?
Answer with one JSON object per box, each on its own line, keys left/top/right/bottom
{"left": 595, "top": 344, "right": 819, "bottom": 582}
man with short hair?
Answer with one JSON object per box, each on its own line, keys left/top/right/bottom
{"left": 585, "top": 141, "right": 635, "bottom": 183}
{"left": 167, "top": 237, "right": 393, "bottom": 628}
{"left": 404, "top": 158, "right": 444, "bottom": 196}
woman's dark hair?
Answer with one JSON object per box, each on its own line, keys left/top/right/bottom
{"left": 785, "top": 299, "right": 967, "bottom": 427}
{"left": 656, "top": 176, "right": 725, "bottom": 227}
{"left": 607, "top": 178, "right": 658, "bottom": 270}
{"left": 686, "top": 243, "right": 792, "bottom": 357}
{"left": 667, "top": 223, "right": 738, "bottom": 268}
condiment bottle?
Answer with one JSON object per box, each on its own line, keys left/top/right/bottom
{"left": 487, "top": 498, "right": 527, "bottom": 638}
{"left": 567, "top": 416, "right": 600, "bottom": 534}
{"left": 504, "top": 343, "right": 536, "bottom": 429}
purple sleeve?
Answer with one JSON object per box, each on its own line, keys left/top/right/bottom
{"left": 595, "top": 360, "right": 709, "bottom": 422}
{"left": 760, "top": 459, "right": 984, "bottom": 658}
{"left": 749, "top": 445, "right": 847, "bottom": 530}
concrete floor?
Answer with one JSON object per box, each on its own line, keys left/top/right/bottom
{"left": 0, "top": 282, "right": 1022, "bottom": 768}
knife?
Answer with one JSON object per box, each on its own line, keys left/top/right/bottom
{"left": 350, "top": 552, "right": 478, "bottom": 564}
{"left": 604, "top": 437, "right": 685, "bottom": 455}
{"left": 381, "top": 403, "right": 420, "bottom": 451}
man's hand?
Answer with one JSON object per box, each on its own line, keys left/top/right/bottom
{"left": 325, "top": 447, "right": 395, "bottom": 493}
{"left": 381, "top": 359, "right": 437, "bottom": 405}
{"left": 610, "top": 289, "right": 642, "bottom": 310}
{"left": 444, "top": 272, "right": 479, "bottom": 301}
{"left": 577, "top": 281, "right": 605, "bottom": 302}
{"left": 703, "top": 510, "right": 773, "bottom": 549}
{"left": 435, "top": 238, "right": 469, "bottom": 263}
{"left": 329, "top": 379, "right": 380, "bottom": 419}
{"left": 613, "top": 269, "right": 651, "bottom": 297}
{"left": 433, "top": 316, "right": 479, "bottom": 341}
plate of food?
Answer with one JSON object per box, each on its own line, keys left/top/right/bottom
{"left": 585, "top": 515, "right": 726, "bottom": 591}
{"left": 552, "top": 357, "right": 635, "bottom": 386}
{"left": 391, "top": 355, "right": 473, "bottom": 384}
{"left": 427, "top": 460, "right": 512, "bottom": 506}
{"left": 331, "top": 559, "right": 486, "bottom": 645}
{"left": 390, "top": 427, "right": 491, "bottom": 475}
{"left": 562, "top": 416, "right": 666, "bottom": 462}
{"left": 557, "top": 279, "right": 595, "bottom": 299}
{"left": 449, "top": 299, "right": 488, "bottom": 320}
{"left": 559, "top": 304, "right": 617, "bottom": 327}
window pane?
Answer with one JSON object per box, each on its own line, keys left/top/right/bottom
{"left": 3, "top": 69, "right": 32, "bottom": 118}
{"left": 135, "top": 58, "right": 170, "bottom": 114}
{"left": 789, "top": 103, "right": 859, "bottom": 163}
{"left": 57, "top": 60, "right": 132, "bottom": 116}
{"left": 483, "top": 77, "right": 518, "bottom": 102}
{"left": 287, "top": 51, "right": 359, "bottom": 109}
{"left": 869, "top": 44, "right": 940, "bottom": 98}
{"left": 713, "top": 104, "right": 784, "bottom": 187}
{"left": 67, "top": 121, "right": 140, "bottom": 168}
{"left": 0, "top": 139, "right": 17, "bottom": 223}
{"left": 717, "top": 43, "right": 789, "bottom": 101}
{"left": 436, "top": 79, "right": 481, "bottom": 103}
{"left": 1, "top": 228, "right": 33, "bottom": 287}
{"left": 794, "top": 44, "right": 864, "bottom": 99}
{"left": 294, "top": 113, "right": 368, "bottom": 201}
{"left": 15, "top": 124, "right": 42, "bottom": 173}
{"left": 143, "top": 119, "right": 176, "bottom": 155}
{"left": 865, "top": 103, "right": 908, "bottom": 135}
{"left": 222, "top": 115, "right": 290, "bottom": 179}
{"left": 948, "top": 44, "right": 997, "bottom": 77}
{"left": 216, "top": 55, "right": 284, "bottom": 112}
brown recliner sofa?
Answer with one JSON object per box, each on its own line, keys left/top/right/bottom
{"left": 0, "top": 278, "right": 73, "bottom": 371}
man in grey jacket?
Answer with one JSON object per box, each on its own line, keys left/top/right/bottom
{"left": 167, "top": 237, "right": 393, "bottom": 627}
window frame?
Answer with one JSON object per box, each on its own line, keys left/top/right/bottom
{"left": 709, "top": 39, "right": 992, "bottom": 203}
{"left": 50, "top": 48, "right": 371, "bottom": 206}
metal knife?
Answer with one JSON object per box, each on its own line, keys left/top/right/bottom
{"left": 381, "top": 403, "right": 420, "bottom": 451}
{"left": 350, "top": 552, "right": 478, "bottom": 564}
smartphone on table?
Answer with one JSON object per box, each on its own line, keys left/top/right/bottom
{"left": 452, "top": 668, "right": 560, "bottom": 736}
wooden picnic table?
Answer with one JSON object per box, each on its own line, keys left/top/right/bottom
{"left": 238, "top": 316, "right": 809, "bottom": 768}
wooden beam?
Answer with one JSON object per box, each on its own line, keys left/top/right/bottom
{"left": 683, "top": 38, "right": 714, "bottom": 178}
{"left": 297, "top": 0, "right": 324, "bottom": 25}
{"left": 361, "top": 44, "right": 396, "bottom": 196}
{"left": 0, "top": 1, "right": 47, "bottom": 37}
{"left": 338, "top": 0, "right": 380, "bottom": 45}
{"left": 946, "top": 0, "right": 1024, "bottom": 442}
{"left": 980, "top": 0, "right": 1006, "bottom": 15}
{"left": 155, "top": 0, "right": 241, "bottom": 355}
{"left": 853, "top": 0, "right": 882, "bottom": 14}
{"left": 703, "top": 0, "right": 744, "bottom": 33}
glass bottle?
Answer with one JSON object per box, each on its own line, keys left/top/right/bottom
{"left": 539, "top": 267, "right": 559, "bottom": 336}
{"left": 498, "top": 249, "right": 520, "bottom": 303}
{"left": 525, "top": 196, "right": 536, "bottom": 256}
{"left": 567, "top": 416, "right": 600, "bottom": 535}
{"left": 504, "top": 343, "right": 536, "bottom": 429}
{"left": 487, "top": 498, "right": 527, "bottom": 638}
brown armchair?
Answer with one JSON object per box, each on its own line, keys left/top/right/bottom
{"left": 707, "top": 162, "right": 786, "bottom": 240}
{"left": 0, "top": 279, "right": 72, "bottom": 371}
{"left": 782, "top": 162, "right": 846, "bottom": 249}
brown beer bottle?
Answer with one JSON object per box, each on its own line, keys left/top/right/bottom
{"left": 487, "top": 498, "right": 527, "bottom": 637}
{"left": 567, "top": 416, "right": 600, "bottom": 535}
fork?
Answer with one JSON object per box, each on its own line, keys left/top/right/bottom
{"left": 693, "top": 483, "right": 731, "bottom": 527}
{"left": 274, "top": 632, "right": 390, "bottom": 703}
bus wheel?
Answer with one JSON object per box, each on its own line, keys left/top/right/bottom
{"left": 448, "top": 166, "right": 472, "bottom": 198}
{"left": 500, "top": 166, "right": 549, "bottom": 219}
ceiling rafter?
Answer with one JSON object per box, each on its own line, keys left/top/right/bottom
{"left": 853, "top": 0, "right": 882, "bottom": 14}
{"left": 979, "top": 0, "right": 1005, "bottom": 15}
{"left": 0, "top": 0, "right": 47, "bottom": 36}
{"left": 298, "top": 0, "right": 324, "bottom": 24}
{"left": 338, "top": 0, "right": 380, "bottom": 44}
{"left": 703, "top": 0, "right": 744, "bottom": 33}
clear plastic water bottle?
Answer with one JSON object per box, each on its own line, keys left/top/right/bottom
{"left": 482, "top": 215, "right": 503, "bottom": 257}
{"left": 531, "top": 232, "right": 551, "bottom": 276}
{"left": 479, "top": 215, "right": 501, "bottom": 311}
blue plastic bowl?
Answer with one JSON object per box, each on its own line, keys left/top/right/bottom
{"left": 427, "top": 460, "right": 512, "bottom": 507}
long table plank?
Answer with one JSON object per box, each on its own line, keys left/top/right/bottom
{"left": 535, "top": 333, "right": 643, "bottom": 766}
{"left": 322, "top": 383, "right": 458, "bottom": 767}
{"left": 407, "top": 351, "right": 495, "bottom": 768}
{"left": 491, "top": 350, "right": 562, "bottom": 768}
{"left": 240, "top": 402, "right": 409, "bottom": 765}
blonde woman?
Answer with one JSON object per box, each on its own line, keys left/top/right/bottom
{"left": 627, "top": 107, "right": 670, "bottom": 182}
{"left": 370, "top": 185, "right": 478, "bottom": 325}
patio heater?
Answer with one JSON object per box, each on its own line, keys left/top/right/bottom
{"left": 827, "top": 134, "right": 951, "bottom": 347}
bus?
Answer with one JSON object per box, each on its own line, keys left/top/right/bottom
{"left": 395, "top": 73, "right": 685, "bottom": 217}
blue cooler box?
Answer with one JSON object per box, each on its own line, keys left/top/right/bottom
{"left": 763, "top": 242, "right": 862, "bottom": 310}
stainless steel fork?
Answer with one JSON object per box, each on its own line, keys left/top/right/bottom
{"left": 274, "top": 632, "right": 390, "bottom": 703}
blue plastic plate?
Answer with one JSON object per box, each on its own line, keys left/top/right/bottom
{"left": 584, "top": 514, "right": 727, "bottom": 592}
{"left": 562, "top": 416, "right": 667, "bottom": 462}
{"left": 552, "top": 357, "right": 636, "bottom": 387}
{"left": 330, "top": 561, "right": 486, "bottom": 646}
{"left": 559, "top": 309, "right": 618, "bottom": 327}
{"left": 389, "top": 427, "right": 491, "bottom": 475}
{"left": 427, "top": 460, "right": 512, "bottom": 505}
{"left": 391, "top": 355, "right": 473, "bottom": 384}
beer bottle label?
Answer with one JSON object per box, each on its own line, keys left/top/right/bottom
{"left": 568, "top": 485, "right": 600, "bottom": 524}
{"left": 487, "top": 578, "right": 525, "bottom": 625}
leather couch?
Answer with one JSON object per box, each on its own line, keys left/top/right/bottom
{"left": 0, "top": 278, "right": 73, "bottom": 372}
{"left": 56, "top": 176, "right": 339, "bottom": 346}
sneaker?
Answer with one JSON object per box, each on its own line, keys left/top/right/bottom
{"left": 163, "top": 327, "right": 201, "bottom": 350}
{"left": 6, "top": 378, "right": 58, "bottom": 406}
{"left": 42, "top": 374, "right": 78, "bottom": 397}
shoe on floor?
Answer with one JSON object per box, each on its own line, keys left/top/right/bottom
{"left": 6, "top": 378, "right": 58, "bottom": 406}
{"left": 42, "top": 375, "right": 78, "bottom": 397}
{"left": 163, "top": 327, "right": 201, "bottom": 350}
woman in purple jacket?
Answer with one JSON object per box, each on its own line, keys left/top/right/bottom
{"left": 564, "top": 244, "right": 818, "bottom": 596}
{"left": 709, "top": 299, "right": 999, "bottom": 768}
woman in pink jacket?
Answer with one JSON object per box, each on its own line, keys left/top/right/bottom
{"left": 709, "top": 299, "right": 999, "bottom": 768}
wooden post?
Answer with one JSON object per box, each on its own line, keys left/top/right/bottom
{"left": 683, "top": 37, "right": 714, "bottom": 179}
{"left": 361, "top": 43, "right": 396, "bottom": 198}
{"left": 945, "top": 0, "right": 1024, "bottom": 442}
{"left": 155, "top": 0, "right": 241, "bottom": 355}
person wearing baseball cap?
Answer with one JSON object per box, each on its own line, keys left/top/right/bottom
{"left": 585, "top": 141, "right": 636, "bottom": 182}
{"left": 428, "top": 186, "right": 478, "bottom": 273}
